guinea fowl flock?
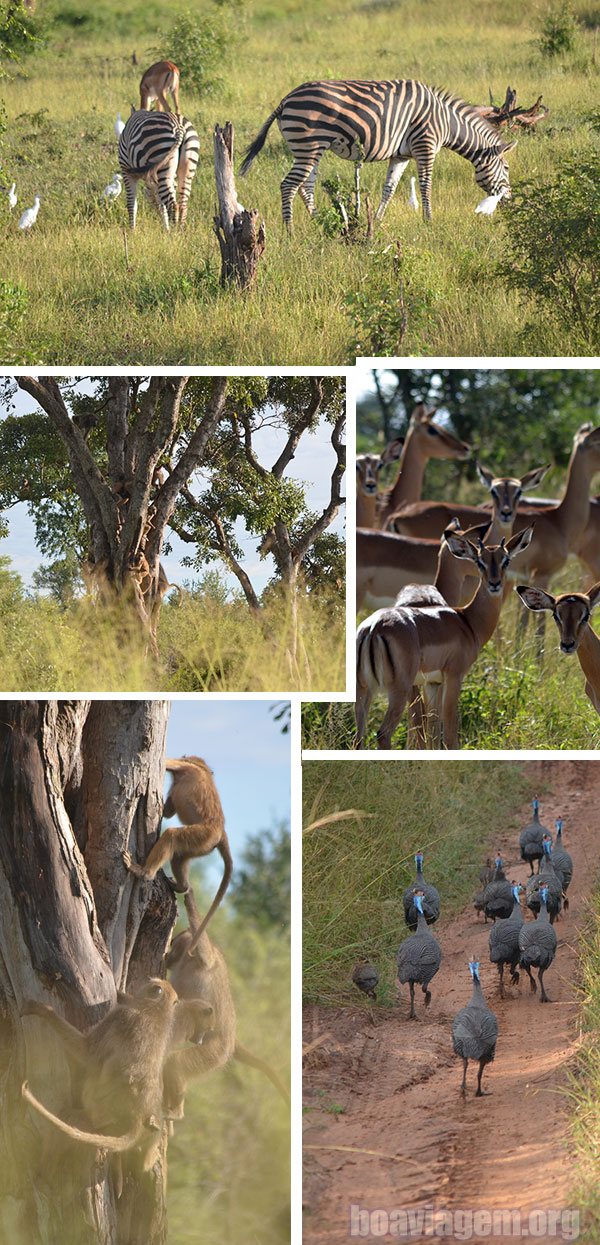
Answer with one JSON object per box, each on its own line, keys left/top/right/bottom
{"left": 352, "top": 797, "right": 572, "bottom": 1097}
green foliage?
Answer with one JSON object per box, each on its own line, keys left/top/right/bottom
{"left": 0, "top": 0, "right": 41, "bottom": 66}
{"left": 302, "top": 759, "right": 529, "bottom": 1002}
{"left": 158, "top": 9, "right": 229, "bottom": 98}
{"left": 230, "top": 822, "right": 291, "bottom": 933}
{"left": 347, "top": 242, "right": 442, "bottom": 357}
{"left": 538, "top": 1, "right": 579, "bottom": 56}
{"left": 500, "top": 152, "right": 600, "bottom": 353}
{"left": 570, "top": 887, "right": 600, "bottom": 1239}
{"left": 31, "top": 555, "right": 82, "bottom": 607}
{"left": 0, "top": 278, "right": 28, "bottom": 365}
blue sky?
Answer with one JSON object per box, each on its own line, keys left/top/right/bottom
{"left": 165, "top": 699, "right": 290, "bottom": 885}
{"left": 0, "top": 384, "right": 346, "bottom": 596}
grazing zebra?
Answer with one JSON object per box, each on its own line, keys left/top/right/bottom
{"left": 118, "top": 109, "right": 199, "bottom": 229}
{"left": 240, "top": 79, "right": 517, "bottom": 228}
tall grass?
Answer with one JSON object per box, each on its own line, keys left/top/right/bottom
{"left": 302, "top": 759, "right": 529, "bottom": 1002}
{"left": 0, "top": 592, "right": 344, "bottom": 691}
{"left": 568, "top": 888, "right": 600, "bottom": 1242}
{"left": 1, "top": 0, "right": 598, "bottom": 362}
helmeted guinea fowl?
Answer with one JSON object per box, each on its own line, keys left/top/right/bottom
{"left": 352, "top": 962, "right": 379, "bottom": 1000}
{"left": 519, "top": 796, "right": 551, "bottom": 875}
{"left": 397, "top": 892, "right": 442, "bottom": 1019}
{"left": 403, "top": 851, "right": 441, "bottom": 931}
{"left": 473, "top": 889, "right": 488, "bottom": 922}
{"left": 488, "top": 884, "right": 523, "bottom": 995}
{"left": 526, "top": 835, "right": 562, "bottom": 923}
{"left": 551, "top": 818, "right": 573, "bottom": 912}
{"left": 483, "top": 855, "right": 513, "bottom": 921}
{"left": 519, "top": 885, "right": 557, "bottom": 1003}
{"left": 452, "top": 960, "right": 498, "bottom": 1097}
{"left": 479, "top": 858, "right": 494, "bottom": 886}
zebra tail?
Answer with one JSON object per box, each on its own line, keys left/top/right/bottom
{"left": 240, "top": 104, "right": 283, "bottom": 176}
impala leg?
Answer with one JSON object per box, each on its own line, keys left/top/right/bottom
{"left": 376, "top": 688, "right": 409, "bottom": 750}
{"left": 441, "top": 673, "right": 463, "bottom": 750}
{"left": 354, "top": 683, "right": 373, "bottom": 749}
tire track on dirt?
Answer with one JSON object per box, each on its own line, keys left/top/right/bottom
{"left": 303, "top": 760, "right": 599, "bottom": 1244}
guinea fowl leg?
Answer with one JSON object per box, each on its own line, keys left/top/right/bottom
{"left": 476, "top": 1058, "right": 492, "bottom": 1097}
{"left": 422, "top": 983, "right": 431, "bottom": 1008}
{"left": 460, "top": 1058, "right": 468, "bottom": 1097}
{"left": 498, "top": 962, "right": 505, "bottom": 998}
{"left": 408, "top": 981, "right": 416, "bottom": 1019}
{"left": 510, "top": 955, "right": 520, "bottom": 987}
{"left": 539, "top": 968, "right": 551, "bottom": 1003}
{"left": 524, "top": 966, "right": 537, "bottom": 993}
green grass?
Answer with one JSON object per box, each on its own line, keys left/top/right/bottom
{"left": 302, "top": 568, "right": 600, "bottom": 749}
{"left": 302, "top": 758, "right": 530, "bottom": 1002}
{"left": 568, "top": 887, "right": 600, "bottom": 1243}
{"left": 0, "top": 591, "right": 344, "bottom": 691}
{"left": 1, "top": 0, "right": 598, "bottom": 362}
{"left": 167, "top": 910, "right": 290, "bottom": 1245}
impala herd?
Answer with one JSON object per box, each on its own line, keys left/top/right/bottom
{"left": 355, "top": 406, "right": 600, "bottom": 748}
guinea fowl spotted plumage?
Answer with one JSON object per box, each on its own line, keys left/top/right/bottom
{"left": 397, "top": 892, "right": 442, "bottom": 1019}
{"left": 519, "top": 886, "right": 557, "bottom": 1003}
{"left": 526, "top": 835, "right": 562, "bottom": 923}
{"left": 352, "top": 962, "right": 379, "bottom": 1000}
{"left": 483, "top": 855, "right": 513, "bottom": 921}
{"left": 519, "top": 797, "right": 551, "bottom": 875}
{"left": 403, "top": 852, "right": 441, "bottom": 931}
{"left": 551, "top": 818, "right": 573, "bottom": 911}
{"left": 452, "top": 960, "right": 498, "bottom": 1097}
{"left": 479, "top": 858, "right": 495, "bottom": 886}
{"left": 489, "top": 884, "right": 523, "bottom": 995}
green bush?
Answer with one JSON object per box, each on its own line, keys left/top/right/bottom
{"left": 0, "top": 279, "right": 28, "bottom": 365}
{"left": 346, "top": 241, "right": 442, "bottom": 357}
{"left": 500, "top": 151, "right": 600, "bottom": 353}
{"left": 538, "top": 2, "right": 578, "bottom": 56}
{"left": 159, "top": 10, "right": 228, "bottom": 98}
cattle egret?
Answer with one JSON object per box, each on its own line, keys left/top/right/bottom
{"left": 475, "top": 193, "right": 502, "bottom": 216}
{"left": 408, "top": 176, "right": 419, "bottom": 211}
{"left": 103, "top": 173, "right": 122, "bottom": 201}
{"left": 18, "top": 195, "right": 40, "bottom": 231}
{"left": 115, "top": 112, "right": 125, "bottom": 137}
{"left": 8, "top": 182, "right": 17, "bottom": 209}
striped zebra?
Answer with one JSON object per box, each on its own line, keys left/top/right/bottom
{"left": 118, "top": 109, "right": 199, "bottom": 230}
{"left": 240, "top": 79, "right": 516, "bottom": 228}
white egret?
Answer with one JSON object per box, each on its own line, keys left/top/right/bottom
{"left": 18, "top": 195, "right": 40, "bottom": 231}
{"left": 8, "top": 182, "right": 17, "bottom": 209}
{"left": 115, "top": 112, "right": 125, "bottom": 138}
{"left": 103, "top": 173, "right": 122, "bottom": 202}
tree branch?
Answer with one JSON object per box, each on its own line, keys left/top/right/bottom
{"left": 293, "top": 412, "right": 346, "bottom": 562}
{"left": 271, "top": 378, "right": 324, "bottom": 478}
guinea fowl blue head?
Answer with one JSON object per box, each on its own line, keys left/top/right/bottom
{"left": 469, "top": 960, "right": 480, "bottom": 981}
{"left": 414, "top": 892, "right": 425, "bottom": 916}
{"left": 533, "top": 796, "right": 539, "bottom": 813}
{"left": 556, "top": 818, "right": 563, "bottom": 840}
{"left": 540, "top": 885, "right": 549, "bottom": 906}
{"left": 495, "top": 855, "right": 502, "bottom": 869}
{"left": 543, "top": 835, "right": 552, "bottom": 857}
{"left": 415, "top": 852, "right": 424, "bottom": 870}
{"left": 511, "top": 883, "right": 522, "bottom": 902}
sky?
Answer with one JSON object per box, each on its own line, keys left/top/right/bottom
{"left": 164, "top": 699, "right": 290, "bottom": 886}
{"left": 0, "top": 382, "right": 346, "bottom": 596}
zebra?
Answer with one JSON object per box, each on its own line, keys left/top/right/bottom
{"left": 240, "top": 79, "right": 517, "bottom": 228}
{"left": 118, "top": 109, "right": 199, "bottom": 230}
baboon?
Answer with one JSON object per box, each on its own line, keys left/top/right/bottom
{"left": 123, "top": 756, "right": 233, "bottom": 952}
{"left": 139, "top": 60, "right": 180, "bottom": 113}
{"left": 21, "top": 979, "right": 213, "bottom": 1164}
{"left": 163, "top": 929, "right": 290, "bottom": 1117}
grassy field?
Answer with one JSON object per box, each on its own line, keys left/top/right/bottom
{"left": 301, "top": 565, "right": 600, "bottom": 748}
{"left": 302, "top": 757, "right": 529, "bottom": 1002}
{"left": 1, "top": 0, "right": 598, "bottom": 363}
{"left": 166, "top": 902, "right": 290, "bottom": 1245}
{"left": 0, "top": 589, "right": 345, "bottom": 691}
{"left": 570, "top": 886, "right": 600, "bottom": 1243}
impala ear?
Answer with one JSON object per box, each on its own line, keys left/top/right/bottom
{"left": 506, "top": 523, "right": 534, "bottom": 558}
{"left": 380, "top": 438, "right": 404, "bottom": 464}
{"left": 443, "top": 530, "right": 479, "bottom": 563}
{"left": 410, "top": 402, "right": 429, "bottom": 425}
{"left": 476, "top": 462, "right": 494, "bottom": 489}
{"left": 516, "top": 585, "right": 555, "bottom": 612}
{"left": 520, "top": 464, "right": 550, "bottom": 491}
{"left": 587, "top": 582, "right": 600, "bottom": 610}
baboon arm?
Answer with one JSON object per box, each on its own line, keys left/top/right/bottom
{"left": 21, "top": 1082, "right": 142, "bottom": 1152}
{"left": 163, "top": 793, "right": 176, "bottom": 818}
{"left": 234, "top": 1043, "right": 290, "bottom": 1104}
{"left": 187, "top": 837, "right": 234, "bottom": 953}
{"left": 21, "top": 1003, "right": 87, "bottom": 1066}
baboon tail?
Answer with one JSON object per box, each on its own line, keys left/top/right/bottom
{"left": 22, "top": 1082, "right": 142, "bottom": 1152}
{"left": 234, "top": 1043, "right": 290, "bottom": 1104}
{"left": 240, "top": 104, "right": 283, "bottom": 176}
{"left": 186, "top": 837, "right": 234, "bottom": 954}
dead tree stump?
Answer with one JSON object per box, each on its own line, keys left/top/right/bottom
{"left": 213, "top": 122, "right": 266, "bottom": 290}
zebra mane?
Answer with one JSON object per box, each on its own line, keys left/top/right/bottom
{"left": 429, "top": 83, "right": 505, "bottom": 145}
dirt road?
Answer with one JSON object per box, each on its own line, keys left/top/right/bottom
{"left": 303, "top": 760, "right": 599, "bottom": 1244}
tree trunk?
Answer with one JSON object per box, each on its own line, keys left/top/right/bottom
{"left": 0, "top": 700, "right": 174, "bottom": 1245}
{"left": 213, "top": 123, "right": 266, "bottom": 290}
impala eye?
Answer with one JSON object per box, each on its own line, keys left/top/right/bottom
{"left": 427, "top": 426, "right": 438, "bottom": 436}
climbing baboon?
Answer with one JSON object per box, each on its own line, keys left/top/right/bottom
{"left": 123, "top": 756, "right": 233, "bottom": 951}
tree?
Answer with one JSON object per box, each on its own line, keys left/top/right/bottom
{"left": 0, "top": 699, "right": 177, "bottom": 1244}
{"left": 229, "top": 822, "right": 291, "bottom": 934}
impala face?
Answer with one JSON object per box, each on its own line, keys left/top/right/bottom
{"left": 476, "top": 462, "right": 549, "bottom": 527}
{"left": 411, "top": 404, "right": 470, "bottom": 462}
{"left": 444, "top": 525, "right": 534, "bottom": 596}
{"left": 356, "top": 439, "right": 403, "bottom": 495}
{"left": 516, "top": 586, "right": 597, "bottom": 654}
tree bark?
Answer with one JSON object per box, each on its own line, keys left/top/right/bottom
{"left": 213, "top": 123, "right": 266, "bottom": 290}
{"left": 0, "top": 700, "right": 174, "bottom": 1245}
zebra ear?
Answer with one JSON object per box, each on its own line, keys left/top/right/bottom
{"left": 501, "top": 139, "right": 518, "bottom": 153}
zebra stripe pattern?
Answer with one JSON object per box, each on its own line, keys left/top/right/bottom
{"left": 118, "top": 110, "right": 200, "bottom": 229}
{"left": 241, "top": 79, "right": 516, "bottom": 228}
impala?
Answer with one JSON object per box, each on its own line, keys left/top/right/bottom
{"left": 376, "top": 403, "right": 470, "bottom": 529}
{"left": 139, "top": 60, "right": 181, "bottom": 113}
{"left": 355, "top": 524, "right": 534, "bottom": 750}
{"left": 387, "top": 461, "right": 549, "bottom": 538}
{"left": 516, "top": 583, "right": 600, "bottom": 714}
{"left": 356, "top": 439, "right": 403, "bottom": 528}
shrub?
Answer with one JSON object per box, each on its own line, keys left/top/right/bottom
{"left": 499, "top": 151, "right": 600, "bottom": 353}
{"left": 0, "top": 279, "right": 28, "bottom": 365}
{"left": 158, "top": 10, "right": 228, "bottom": 98}
{"left": 346, "top": 241, "right": 442, "bottom": 356}
{"left": 538, "top": 2, "right": 578, "bottom": 56}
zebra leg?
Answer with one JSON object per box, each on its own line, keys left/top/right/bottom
{"left": 177, "top": 135, "right": 200, "bottom": 228}
{"left": 416, "top": 155, "right": 435, "bottom": 221}
{"left": 155, "top": 153, "right": 179, "bottom": 231}
{"left": 298, "top": 160, "right": 321, "bottom": 217}
{"left": 122, "top": 172, "right": 139, "bottom": 230}
{"left": 281, "top": 151, "right": 323, "bottom": 232}
{"left": 375, "top": 158, "right": 408, "bottom": 221}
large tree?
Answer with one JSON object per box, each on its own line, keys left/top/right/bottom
{"left": 0, "top": 699, "right": 176, "bottom": 1244}
{"left": 0, "top": 376, "right": 345, "bottom": 651}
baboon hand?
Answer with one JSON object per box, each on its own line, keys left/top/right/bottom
{"left": 122, "top": 850, "right": 146, "bottom": 879}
